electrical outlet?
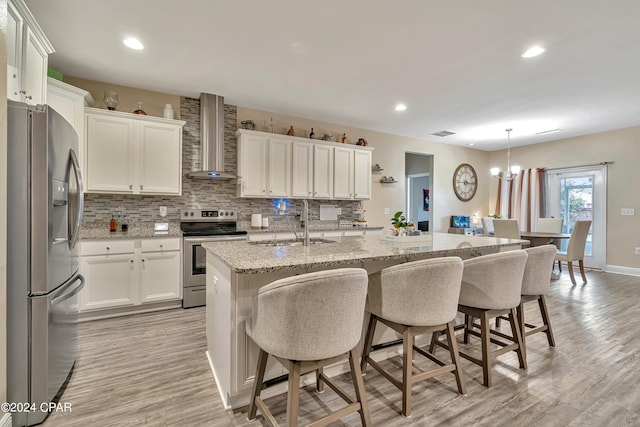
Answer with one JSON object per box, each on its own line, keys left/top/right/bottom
{"left": 384, "top": 208, "right": 390, "bottom": 215}
{"left": 635, "top": 247, "right": 640, "bottom": 255}
{"left": 159, "top": 206, "right": 168, "bottom": 217}
{"left": 621, "top": 208, "right": 635, "bottom": 216}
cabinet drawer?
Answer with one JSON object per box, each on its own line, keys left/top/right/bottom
{"left": 141, "top": 238, "right": 180, "bottom": 252}
{"left": 81, "top": 240, "right": 135, "bottom": 256}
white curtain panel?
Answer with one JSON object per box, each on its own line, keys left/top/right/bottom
{"left": 497, "top": 168, "right": 543, "bottom": 232}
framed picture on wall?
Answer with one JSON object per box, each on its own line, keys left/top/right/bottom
{"left": 423, "top": 189, "right": 430, "bottom": 212}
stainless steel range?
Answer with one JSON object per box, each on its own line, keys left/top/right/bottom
{"left": 181, "top": 208, "right": 247, "bottom": 308}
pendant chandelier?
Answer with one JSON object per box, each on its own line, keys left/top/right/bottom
{"left": 490, "top": 128, "right": 520, "bottom": 181}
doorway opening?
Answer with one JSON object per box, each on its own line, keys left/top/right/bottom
{"left": 405, "top": 153, "right": 433, "bottom": 231}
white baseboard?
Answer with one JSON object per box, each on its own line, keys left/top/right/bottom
{"left": 1, "top": 413, "right": 12, "bottom": 427}
{"left": 206, "top": 350, "right": 232, "bottom": 410}
{"left": 605, "top": 265, "right": 640, "bottom": 277}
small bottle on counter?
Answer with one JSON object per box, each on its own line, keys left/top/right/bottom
{"left": 109, "top": 214, "right": 117, "bottom": 233}
{"left": 121, "top": 213, "right": 129, "bottom": 232}
{"left": 309, "top": 128, "right": 315, "bottom": 139}
{"left": 341, "top": 133, "right": 347, "bottom": 143}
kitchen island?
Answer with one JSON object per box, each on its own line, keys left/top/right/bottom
{"left": 202, "top": 233, "right": 525, "bottom": 409}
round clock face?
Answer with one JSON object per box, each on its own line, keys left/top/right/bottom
{"left": 453, "top": 163, "right": 478, "bottom": 201}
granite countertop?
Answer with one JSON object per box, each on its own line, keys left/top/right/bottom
{"left": 202, "top": 233, "right": 525, "bottom": 274}
{"left": 80, "top": 222, "right": 182, "bottom": 240}
{"left": 236, "top": 220, "right": 382, "bottom": 234}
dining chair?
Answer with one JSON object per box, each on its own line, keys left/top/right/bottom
{"left": 492, "top": 219, "right": 521, "bottom": 239}
{"left": 361, "top": 257, "right": 466, "bottom": 417}
{"left": 536, "top": 218, "right": 563, "bottom": 233}
{"left": 481, "top": 217, "right": 495, "bottom": 236}
{"left": 246, "top": 268, "right": 372, "bottom": 427}
{"left": 556, "top": 220, "right": 592, "bottom": 285}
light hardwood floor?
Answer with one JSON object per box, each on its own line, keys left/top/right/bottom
{"left": 43, "top": 270, "right": 640, "bottom": 426}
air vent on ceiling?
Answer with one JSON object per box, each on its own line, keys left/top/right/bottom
{"left": 431, "top": 130, "right": 456, "bottom": 137}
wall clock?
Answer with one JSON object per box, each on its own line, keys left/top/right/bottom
{"left": 453, "top": 163, "right": 478, "bottom": 202}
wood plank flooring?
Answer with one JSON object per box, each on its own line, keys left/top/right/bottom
{"left": 43, "top": 270, "right": 640, "bottom": 426}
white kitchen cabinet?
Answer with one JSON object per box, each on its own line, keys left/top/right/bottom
{"left": 236, "top": 129, "right": 373, "bottom": 200}
{"left": 291, "top": 141, "right": 314, "bottom": 198}
{"left": 47, "top": 78, "right": 94, "bottom": 183}
{"left": 79, "top": 238, "right": 182, "bottom": 313}
{"left": 313, "top": 144, "right": 334, "bottom": 199}
{"left": 333, "top": 146, "right": 354, "bottom": 199}
{"left": 237, "top": 133, "right": 291, "bottom": 197}
{"left": 354, "top": 149, "right": 372, "bottom": 199}
{"left": 7, "top": 0, "right": 54, "bottom": 104}
{"left": 85, "top": 108, "right": 185, "bottom": 195}
{"left": 79, "top": 240, "right": 137, "bottom": 311}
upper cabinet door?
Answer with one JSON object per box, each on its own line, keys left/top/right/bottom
{"left": 313, "top": 145, "right": 333, "bottom": 199}
{"left": 354, "top": 149, "right": 372, "bottom": 199}
{"left": 138, "top": 122, "right": 182, "bottom": 195}
{"left": 238, "top": 134, "right": 269, "bottom": 197}
{"left": 22, "top": 25, "right": 49, "bottom": 104}
{"left": 7, "top": 0, "right": 54, "bottom": 104}
{"left": 334, "top": 146, "right": 354, "bottom": 199}
{"left": 86, "top": 114, "right": 136, "bottom": 193}
{"left": 291, "top": 142, "right": 313, "bottom": 198}
{"left": 267, "top": 139, "right": 291, "bottom": 197}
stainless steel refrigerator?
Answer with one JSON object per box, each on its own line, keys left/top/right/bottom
{"left": 7, "top": 101, "right": 85, "bottom": 426}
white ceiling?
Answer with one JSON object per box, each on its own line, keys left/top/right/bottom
{"left": 25, "top": 0, "right": 640, "bottom": 150}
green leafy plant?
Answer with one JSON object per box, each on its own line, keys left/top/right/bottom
{"left": 391, "top": 211, "right": 408, "bottom": 228}
{"left": 488, "top": 214, "right": 502, "bottom": 219}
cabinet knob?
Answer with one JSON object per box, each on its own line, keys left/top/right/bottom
{"left": 130, "top": 259, "right": 134, "bottom": 263}
{"left": 19, "top": 90, "right": 26, "bottom": 94}
{"left": 129, "top": 184, "right": 133, "bottom": 190}
{"left": 159, "top": 244, "right": 163, "bottom": 248}
{"left": 106, "top": 246, "right": 110, "bottom": 250}
{"left": 25, "top": 95, "right": 32, "bottom": 100}
{"left": 141, "top": 259, "right": 145, "bottom": 263}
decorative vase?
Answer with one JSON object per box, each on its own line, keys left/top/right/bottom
{"left": 133, "top": 101, "right": 147, "bottom": 115}
{"left": 163, "top": 104, "right": 174, "bottom": 119}
{"left": 103, "top": 90, "right": 119, "bottom": 110}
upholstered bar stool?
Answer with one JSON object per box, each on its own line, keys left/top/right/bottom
{"left": 360, "top": 257, "right": 466, "bottom": 418}
{"left": 518, "top": 245, "right": 558, "bottom": 355}
{"left": 556, "top": 220, "right": 592, "bottom": 285}
{"left": 246, "top": 268, "right": 371, "bottom": 427}
{"left": 442, "top": 250, "right": 528, "bottom": 387}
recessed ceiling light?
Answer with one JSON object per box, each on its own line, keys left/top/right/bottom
{"left": 123, "top": 37, "right": 144, "bottom": 50}
{"left": 467, "top": 143, "right": 475, "bottom": 147}
{"left": 394, "top": 104, "right": 407, "bottom": 111}
{"left": 521, "top": 46, "right": 545, "bottom": 58}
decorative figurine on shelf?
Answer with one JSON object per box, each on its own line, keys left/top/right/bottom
{"left": 309, "top": 128, "right": 315, "bottom": 139}
{"left": 341, "top": 133, "right": 347, "bottom": 143}
{"left": 270, "top": 117, "right": 275, "bottom": 133}
{"left": 133, "top": 101, "right": 147, "bottom": 115}
{"left": 103, "top": 90, "right": 119, "bottom": 110}
{"left": 287, "top": 125, "right": 295, "bottom": 136}
{"left": 356, "top": 138, "right": 368, "bottom": 146}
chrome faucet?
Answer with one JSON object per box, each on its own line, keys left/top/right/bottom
{"left": 302, "top": 200, "right": 310, "bottom": 246}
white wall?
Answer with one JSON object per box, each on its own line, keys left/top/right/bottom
{"left": 1, "top": 0, "right": 10, "bottom": 406}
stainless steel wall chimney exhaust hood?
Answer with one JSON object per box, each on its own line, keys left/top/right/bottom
{"left": 187, "top": 93, "right": 235, "bottom": 179}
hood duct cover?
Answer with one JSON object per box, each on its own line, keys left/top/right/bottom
{"left": 187, "top": 93, "right": 236, "bottom": 179}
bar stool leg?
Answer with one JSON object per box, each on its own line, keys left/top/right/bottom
{"left": 402, "top": 329, "right": 414, "bottom": 417}
{"left": 286, "top": 362, "right": 301, "bottom": 427}
{"left": 315, "top": 367, "right": 325, "bottom": 393}
{"left": 247, "top": 348, "right": 268, "bottom": 421}
{"left": 348, "top": 348, "right": 372, "bottom": 426}
{"left": 480, "top": 311, "right": 492, "bottom": 387}
{"left": 538, "top": 294, "right": 556, "bottom": 347}
{"left": 360, "top": 315, "right": 377, "bottom": 374}
{"left": 509, "top": 308, "right": 527, "bottom": 370}
{"left": 445, "top": 321, "right": 466, "bottom": 395}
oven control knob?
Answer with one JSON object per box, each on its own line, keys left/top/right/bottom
{"left": 190, "top": 212, "right": 194, "bottom": 216}
{"left": 230, "top": 212, "right": 234, "bottom": 216}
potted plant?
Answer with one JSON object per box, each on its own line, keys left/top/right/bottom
{"left": 390, "top": 211, "right": 414, "bottom": 236}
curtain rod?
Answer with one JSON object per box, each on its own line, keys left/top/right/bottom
{"left": 543, "top": 161, "right": 614, "bottom": 171}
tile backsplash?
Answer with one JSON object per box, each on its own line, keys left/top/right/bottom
{"left": 82, "top": 97, "right": 361, "bottom": 227}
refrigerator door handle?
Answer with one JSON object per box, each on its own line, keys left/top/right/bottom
{"left": 68, "top": 148, "right": 84, "bottom": 250}
{"left": 50, "top": 274, "right": 85, "bottom": 307}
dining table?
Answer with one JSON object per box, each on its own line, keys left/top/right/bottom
{"left": 520, "top": 231, "right": 572, "bottom": 279}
